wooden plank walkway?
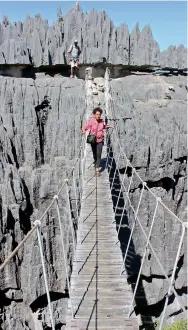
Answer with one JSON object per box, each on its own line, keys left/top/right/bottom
{"left": 65, "top": 142, "right": 139, "bottom": 330}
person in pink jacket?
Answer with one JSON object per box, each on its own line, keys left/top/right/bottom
{"left": 82, "top": 108, "right": 113, "bottom": 175}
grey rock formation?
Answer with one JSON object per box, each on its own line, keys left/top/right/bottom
{"left": 0, "top": 66, "right": 187, "bottom": 330}
{"left": 0, "top": 76, "right": 85, "bottom": 329}
{"left": 130, "top": 24, "right": 161, "bottom": 66}
{"left": 0, "top": 5, "right": 187, "bottom": 68}
{"left": 160, "top": 44, "right": 187, "bottom": 69}
{"left": 104, "top": 71, "right": 187, "bottom": 324}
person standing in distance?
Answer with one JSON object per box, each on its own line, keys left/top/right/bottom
{"left": 68, "top": 39, "right": 81, "bottom": 78}
{"left": 82, "top": 108, "right": 113, "bottom": 175}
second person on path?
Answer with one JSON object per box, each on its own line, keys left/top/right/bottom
{"left": 68, "top": 39, "right": 81, "bottom": 78}
{"left": 82, "top": 108, "right": 113, "bottom": 175}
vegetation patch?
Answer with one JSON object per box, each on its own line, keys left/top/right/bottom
{"left": 162, "top": 319, "right": 188, "bottom": 330}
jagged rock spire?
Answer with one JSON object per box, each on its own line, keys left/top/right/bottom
{"left": 57, "top": 7, "right": 62, "bottom": 18}
{"left": 76, "top": 1, "right": 81, "bottom": 11}
{"left": 0, "top": 4, "right": 186, "bottom": 69}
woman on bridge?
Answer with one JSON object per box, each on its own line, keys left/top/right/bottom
{"left": 82, "top": 108, "right": 113, "bottom": 175}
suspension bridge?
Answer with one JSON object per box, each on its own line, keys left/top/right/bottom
{"left": 65, "top": 140, "right": 138, "bottom": 330}
{"left": 0, "top": 108, "right": 187, "bottom": 330}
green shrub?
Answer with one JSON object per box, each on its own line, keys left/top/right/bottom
{"left": 162, "top": 319, "right": 187, "bottom": 330}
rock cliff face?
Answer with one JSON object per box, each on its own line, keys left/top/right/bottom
{"left": 0, "top": 68, "right": 187, "bottom": 329}
{"left": 104, "top": 70, "right": 187, "bottom": 324}
{"left": 0, "top": 4, "right": 187, "bottom": 327}
{"left": 0, "top": 4, "right": 187, "bottom": 69}
{"left": 0, "top": 76, "right": 85, "bottom": 330}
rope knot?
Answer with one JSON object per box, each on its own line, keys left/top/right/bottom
{"left": 33, "top": 220, "right": 41, "bottom": 227}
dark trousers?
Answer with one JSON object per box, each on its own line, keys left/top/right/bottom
{"left": 91, "top": 141, "right": 103, "bottom": 168}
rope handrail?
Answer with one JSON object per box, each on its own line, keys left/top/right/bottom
{"left": 105, "top": 113, "right": 187, "bottom": 330}
{"left": 0, "top": 131, "right": 88, "bottom": 328}
{"left": 0, "top": 136, "right": 86, "bottom": 272}
{"left": 0, "top": 224, "right": 39, "bottom": 272}
{"left": 108, "top": 115, "right": 185, "bottom": 225}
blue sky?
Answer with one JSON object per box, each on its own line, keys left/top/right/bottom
{"left": 0, "top": 1, "right": 187, "bottom": 51}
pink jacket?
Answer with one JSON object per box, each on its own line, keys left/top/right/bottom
{"left": 82, "top": 118, "right": 107, "bottom": 143}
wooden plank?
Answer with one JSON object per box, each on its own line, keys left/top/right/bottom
{"left": 65, "top": 139, "right": 138, "bottom": 330}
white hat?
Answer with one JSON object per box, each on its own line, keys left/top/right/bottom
{"left": 74, "top": 39, "right": 78, "bottom": 43}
